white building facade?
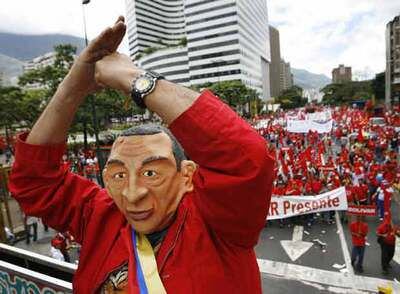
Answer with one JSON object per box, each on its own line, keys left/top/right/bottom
{"left": 385, "top": 15, "right": 400, "bottom": 106}
{"left": 125, "top": 0, "right": 271, "bottom": 100}
{"left": 23, "top": 52, "right": 57, "bottom": 73}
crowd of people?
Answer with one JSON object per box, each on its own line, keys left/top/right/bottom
{"left": 253, "top": 103, "right": 400, "bottom": 274}
{"left": 61, "top": 148, "right": 100, "bottom": 182}
{"left": 253, "top": 104, "right": 399, "bottom": 217}
{"left": 3, "top": 97, "right": 400, "bottom": 275}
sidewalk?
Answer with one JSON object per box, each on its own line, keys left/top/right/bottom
{"left": 11, "top": 220, "right": 80, "bottom": 264}
{"left": 4, "top": 197, "right": 79, "bottom": 263}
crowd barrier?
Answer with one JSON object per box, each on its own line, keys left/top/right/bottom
{"left": 0, "top": 243, "right": 76, "bottom": 293}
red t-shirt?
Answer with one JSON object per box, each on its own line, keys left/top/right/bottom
{"left": 285, "top": 186, "right": 301, "bottom": 196}
{"left": 312, "top": 180, "right": 323, "bottom": 194}
{"left": 350, "top": 221, "right": 368, "bottom": 246}
{"left": 273, "top": 186, "right": 285, "bottom": 196}
{"left": 376, "top": 223, "right": 397, "bottom": 245}
{"left": 304, "top": 181, "right": 313, "bottom": 194}
{"left": 345, "top": 186, "right": 353, "bottom": 203}
{"left": 353, "top": 184, "right": 368, "bottom": 202}
{"left": 51, "top": 234, "right": 67, "bottom": 252}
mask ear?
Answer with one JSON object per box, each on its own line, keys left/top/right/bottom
{"left": 102, "top": 168, "right": 113, "bottom": 196}
{"left": 180, "top": 160, "right": 196, "bottom": 192}
{"left": 102, "top": 168, "right": 109, "bottom": 185}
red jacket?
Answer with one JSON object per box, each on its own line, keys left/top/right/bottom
{"left": 9, "top": 91, "right": 275, "bottom": 293}
{"left": 377, "top": 222, "right": 397, "bottom": 245}
{"left": 349, "top": 221, "right": 368, "bottom": 246}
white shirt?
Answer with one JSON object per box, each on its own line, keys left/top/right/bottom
{"left": 50, "top": 247, "right": 65, "bottom": 261}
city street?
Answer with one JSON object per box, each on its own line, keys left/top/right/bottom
{"left": 1, "top": 1, "right": 399, "bottom": 293}
{"left": 257, "top": 208, "right": 400, "bottom": 293}
{"left": 6, "top": 199, "right": 399, "bottom": 293}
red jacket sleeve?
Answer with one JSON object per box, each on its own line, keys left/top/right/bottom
{"left": 8, "top": 133, "right": 101, "bottom": 244}
{"left": 170, "top": 90, "right": 275, "bottom": 248}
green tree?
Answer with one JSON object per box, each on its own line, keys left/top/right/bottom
{"left": 275, "top": 85, "right": 307, "bottom": 109}
{"left": 18, "top": 89, "right": 47, "bottom": 127}
{"left": 94, "top": 89, "right": 140, "bottom": 129}
{"left": 191, "top": 80, "right": 262, "bottom": 116}
{"left": 207, "top": 81, "right": 257, "bottom": 104}
{"left": 179, "top": 37, "right": 187, "bottom": 47}
{"left": 0, "top": 87, "right": 24, "bottom": 150}
{"left": 321, "top": 81, "right": 373, "bottom": 105}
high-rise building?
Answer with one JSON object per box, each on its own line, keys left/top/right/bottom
{"left": 125, "top": 0, "right": 271, "bottom": 100}
{"left": 385, "top": 15, "right": 400, "bottom": 105}
{"left": 269, "top": 26, "right": 281, "bottom": 98}
{"left": 23, "top": 52, "right": 57, "bottom": 73}
{"left": 22, "top": 52, "right": 58, "bottom": 89}
{"left": 125, "top": 0, "right": 186, "bottom": 57}
{"left": 332, "top": 64, "right": 352, "bottom": 84}
{"left": 280, "top": 59, "right": 292, "bottom": 91}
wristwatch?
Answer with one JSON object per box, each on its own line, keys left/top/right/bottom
{"left": 131, "top": 70, "right": 164, "bottom": 108}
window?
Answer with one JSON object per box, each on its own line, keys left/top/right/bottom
{"left": 188, "top": 39, "right": 239, "bottom": 52}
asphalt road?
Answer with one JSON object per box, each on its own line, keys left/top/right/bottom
{"left": 257, "top": 208, "right": 400, "bottom": 293}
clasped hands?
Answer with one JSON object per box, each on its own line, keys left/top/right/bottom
{"left": 64, "top": 16, "right": 141, "bottom": 99}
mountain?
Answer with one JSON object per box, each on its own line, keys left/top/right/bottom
{"left": 0, "top": 53, "right": 23, "bottom": 85}
{"left": 292, "top": 68, "right": 331, "bottom": 90}
{"left": 0, "top": 32, "right": 85, "bottom": 61}
{"left": 0, "top": 53, "right": 23, "bottom": 77}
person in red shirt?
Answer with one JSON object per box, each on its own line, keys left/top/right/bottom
{"left": 272, "top": 180, "right": 286, "bottom": 196}
{"left": 376, "top": 213, "right": 400, "bottom": 274}
{"left": 285, "top": 178, "right": 302, "bottom": 196}
{"left": 349, "top": 216, "right": 368, "bottom": 273}
{"left": 8, "top": 18, "right": 275, "bottom": 293}
{"left": 304, "top": 177, "right": 313, "bottom": 195}
{"left": 311, "top": 177, "right": 323, "bottom": 195}
{"left": 51, "top": 232, "right": 71, "bottom": 262}
{"left": 353, "top": 180, "right": 368, "bottom": 205}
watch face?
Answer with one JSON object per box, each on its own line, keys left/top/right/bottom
{"left": 135, "top": 77, "right": 152, "bottom": 93}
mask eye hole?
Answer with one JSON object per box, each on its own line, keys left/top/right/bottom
{"left": 113, "top": 172, "right": 127, "bottom": 180}
{"left": 143, "top": 170, "right": 157, "bottom": 177}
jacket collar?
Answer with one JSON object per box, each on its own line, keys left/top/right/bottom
{"left": 156, "top": 194, "right": 190, "bottom": 273}
{"left": 91, "top": 194, "right": 191, "bottom": 293}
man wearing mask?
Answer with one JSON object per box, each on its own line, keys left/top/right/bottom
{"left": 9, "top": 17, "right": 274, "bottom": 293}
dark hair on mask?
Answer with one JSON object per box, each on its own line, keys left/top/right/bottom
{"left": 120, "top": 124, "right": 186, "bottom": 171}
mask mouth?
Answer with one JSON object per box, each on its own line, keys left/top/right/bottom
{"left": 127, "top": 208, "right": 154, "bottom": 221}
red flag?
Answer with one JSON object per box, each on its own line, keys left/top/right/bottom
{"left": 357, "top": 128, "right": 364, "bottom": 142}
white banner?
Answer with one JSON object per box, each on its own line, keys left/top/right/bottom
{"left": 305, "top": 110, "right": 332, "bottom": 121}
{"left": 286, "top": 119, "right": 333, "bottom": 133}
{"left": 267, "top": 187, "right": 347, "bottom": 220}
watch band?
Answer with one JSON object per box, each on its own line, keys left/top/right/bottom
{"left": 131, "top": 71, "right": 165, "bottom": 109}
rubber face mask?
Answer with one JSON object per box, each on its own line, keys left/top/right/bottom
{"left": 103, "top": 133, "right": 194, "bottom": 234}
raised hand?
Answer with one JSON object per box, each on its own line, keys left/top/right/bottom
{"left": 95, "top": 52, "right": 143, "bottom": 96}
{"left": 65, "top": 16, "right": 126, "bottom": 97}
{"left": 26, "top": 17, "right": 127, "bottom": 145}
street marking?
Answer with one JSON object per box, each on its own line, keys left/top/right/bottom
{"left": 280, "top": 225, "right": 313, "bottom": 262}
{"left": 335, "top": 211, "right": 354, "bottom": 276}
{"left": 257, "top": 258, "right": 399, "bottom": 293}
{"left": 393, "top": 236, "right": 400, "bottom": 265}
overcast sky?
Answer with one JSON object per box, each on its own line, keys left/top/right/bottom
{"left": 269, "top": 0, "right": 399, "bottom": 79}
{"left": 0, "top": 0, "right": 130, "bottom": 54}
{"left": 0, "top": 0, "right": 399, "bottom": 78}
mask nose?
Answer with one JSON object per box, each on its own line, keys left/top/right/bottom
{"left": 122, "top": 175, "right": 148, "bottom": 203}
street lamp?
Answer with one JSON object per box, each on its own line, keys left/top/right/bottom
{"left": 81, "top": 0, "right": 104, "bottom": 187}
{"left": 82, "top": 0, "right": 90, "bottom": 46}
